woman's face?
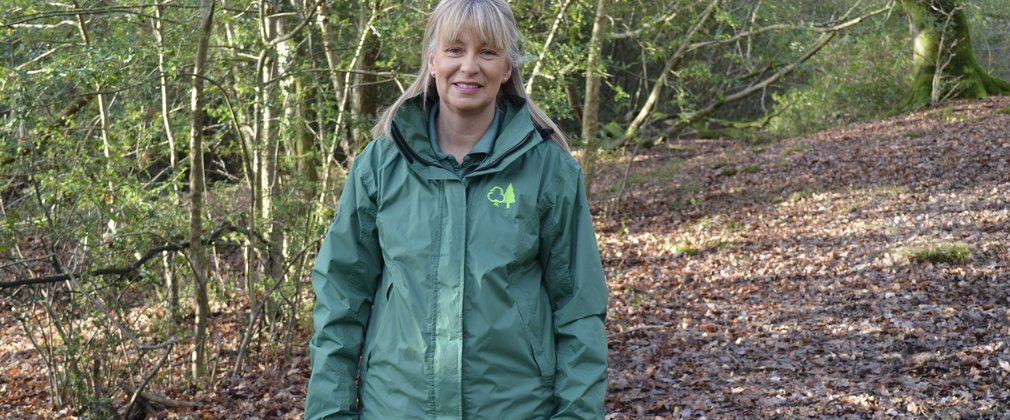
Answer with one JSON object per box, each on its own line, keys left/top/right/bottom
{"left": 429, "top": 26, "right": 511, "bottom": 119}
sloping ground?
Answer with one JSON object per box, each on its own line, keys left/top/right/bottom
{"left": 598, "top": 96, "right": 1010, "bottom": 417}
{"left": 1, "top": 97, "right": 1009, "bottom": 418}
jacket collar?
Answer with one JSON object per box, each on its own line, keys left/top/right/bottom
{"left": 391, "top": 91, "right": 545, "bottom": 180}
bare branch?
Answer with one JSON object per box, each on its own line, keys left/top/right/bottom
{"left": 608, "top": 9, "right": 680, "bottom": 40}
{"left": 625, "top": 0, "right": 721, "bottom": 139}
{"left": 525, "top": 0, "right": 575, "bottom": 95}
{"left": 267, "top": 0, "right": 324, "bottom": 47}
{"left": 1, "top": 4, "right": 166, "bottom": 28}
{"left": 0, "top": 223, "right": 238, "bottom": 289}
{"left": 659, "top": 4, "right": 893, "bottom": 135}
{"left": 121, "top": 386, "right": 202, "bottom": 409}
{"left": 125, "top": 341, "right": 177, "bottom": 415}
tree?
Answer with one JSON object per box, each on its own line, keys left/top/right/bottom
{"left": 580, "top": 0, "right": 608, "bottom": 197}
{"left": 898, "top": 0, "right": 1010, "bottom": 108}
{"left": 188, "top": 0, "right": 215, "bottom": 381}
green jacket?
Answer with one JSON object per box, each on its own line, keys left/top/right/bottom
{"left": 306, "top": 93, "right": 608, "bottom": 419}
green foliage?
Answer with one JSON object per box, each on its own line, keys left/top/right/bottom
{"left": 707, "top": 238, "right": 732, "bottom": 252}
{"left": 719, "top": 167, "right": 739, "bottom": 177}
{"left": 788, "top": 189, "right": 814, "bottom": 203}
{"left": 668, "top": 180, "right": 702, "bottom": 211}
{"left": 674, "top": 244, "right": 700, "bottom": 256}
{"left": 780, "top": 144, "right": 809, "bottom": 155}
{"left": 724, "top": 219, "right": 746, "bottom": 232}
{"left": 710, "top": 161, "right": 760, "bottom": 177}
{"left": 5, "top": 0, "right": 1010, "bottom": 414}
{"left": 969, "top": 0, "right": 1010, "bottom": 82}
{"left": 765, "top": 26, "right": 910, "bottom": 138}
{"left": 900, "top": 242, "right": 972, "bottom": 264}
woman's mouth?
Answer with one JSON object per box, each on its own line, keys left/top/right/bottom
{"left": 453, "top": 82, "right": 482, "bottom": 91}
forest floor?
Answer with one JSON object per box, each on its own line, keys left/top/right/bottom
{"left": 2, "top": 96, "right": 1010, "bottom": 418}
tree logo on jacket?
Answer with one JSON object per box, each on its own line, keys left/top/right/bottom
{"left": 487, "top": 183, "right": 516, "bottom": 208}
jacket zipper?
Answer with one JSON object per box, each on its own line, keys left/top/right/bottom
{"left": 392, "top": 122, "right": 439, "bottom": 167}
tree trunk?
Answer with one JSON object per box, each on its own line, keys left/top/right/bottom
{"left": 296, "top": 78, "right": 320, "bottom": 189}
{"left": 580, "top": 0, "right": 608, "bottom": 198}
{"left": 284, "top": 7, "right": 320, "bottom": 192}
{"left": 314, "top": 0, "right": 350, "bottom": 211}
{"left": 352, "top": 0, "right": 381, "bottom": 147}
{"left": 899, "top": 0, "right": 1010, "bottom": 109}
{"left": 188, "top": 0, "right": 215, "bottom": 382}
{"left": 154, "top": 2, "right": 180, "bottom": 314}
{"left": 262, "top": 4, "right": 286, "bottom": 333}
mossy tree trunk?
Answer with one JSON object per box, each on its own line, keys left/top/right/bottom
{"left": 899, "top": 0, "right": 1010, "bottom": 109}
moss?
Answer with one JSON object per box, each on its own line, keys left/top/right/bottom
{"left": 781, "top": 145, "right": 808, "bottom": 155}
{"left": 674, "top": 244, "right": 700, "bottom": 256}
{"left": 708, "top": 239, "right": 731, "bottom": 251}
{"left": 788, "top": 190, "right": 812, "bottom": 203}
{"left": 901, "top": 242, "right": 972, "bottom": 264}
{"left": 896, "top": 0, "right": 1010, "bottom": 111}
{"left": 841, "top": 202, "right": 864, "bottom": 215}
{"left": 725, "top": 219, "right": 746, "bottom": 232}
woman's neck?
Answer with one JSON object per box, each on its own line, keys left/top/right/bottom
{"left": 435, "top": 103, "right": 495, "bottom": 164}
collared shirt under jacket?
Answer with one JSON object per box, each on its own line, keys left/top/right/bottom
{"left": 306, "top": 92, "right": 609, "bottom": 419}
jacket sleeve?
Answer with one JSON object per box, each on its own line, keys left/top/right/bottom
{"left": 540, "top": 166, "right": 609, "bottom": 419}
{"left": 305, "top": 156, "right": 383, "bottom": 419}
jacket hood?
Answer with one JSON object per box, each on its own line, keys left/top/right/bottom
{"left": 390, "top": 91, "right": 546, "bottom": 180}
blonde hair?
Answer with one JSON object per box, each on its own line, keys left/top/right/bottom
{"left": 371, "top": 0, "right": 570, "bottom": 152}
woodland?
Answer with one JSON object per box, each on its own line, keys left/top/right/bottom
{"left": 1, "top": 0, "right": 1009, "bottom": 418}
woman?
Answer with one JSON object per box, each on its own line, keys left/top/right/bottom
{"left": 306, "top": 0, "right": 608, "bottom": 418}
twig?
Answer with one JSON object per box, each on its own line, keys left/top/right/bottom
{"left": 608, "top": 141, "right": 643, "bottom": 219}
{"left": 125, "top": 341, "right": 176, "bottom": 415}
{"left": 0, "top": 222, "right": 238, "bottom": 288}
{"left": 230, "top": 237, "right": 318, "bottom": 378}
{"left": 0, "top": 254, "right": 56, "bottom": 270}
{"left": 121, "top": 386, "right": 202, "bottom": 409}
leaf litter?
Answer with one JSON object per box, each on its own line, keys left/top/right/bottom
{"left": 1, "top": 97, "right": 1009, "bottom": 418}
{"left": 597, "top": 96, "right": 1010, "bottom": 418}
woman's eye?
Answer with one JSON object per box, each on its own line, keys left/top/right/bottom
{"left": 446, "top": 47, "right": 463, "bottom": 55}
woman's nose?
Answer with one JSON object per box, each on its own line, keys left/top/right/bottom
{"left": 459, "top": 53, "right": 479, "bottom": 74}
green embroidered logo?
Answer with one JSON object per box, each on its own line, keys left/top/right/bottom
{"left": 487, "top": 183, "right": 516, "bottom": 208}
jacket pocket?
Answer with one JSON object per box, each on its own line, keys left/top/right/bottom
{"left": 506, "top": 285, "right": 556, "bottom": 379}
